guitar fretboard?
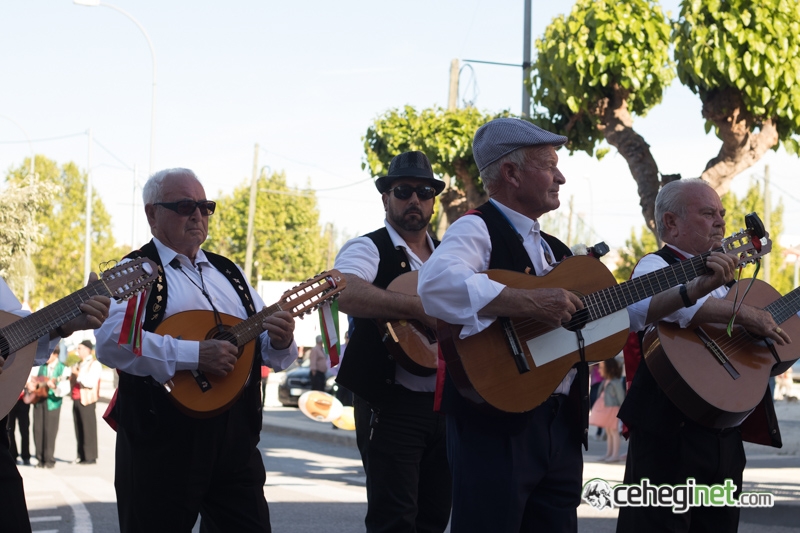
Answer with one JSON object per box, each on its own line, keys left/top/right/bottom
{"left": 0, "top": 281, "right": 111, "bottom": 356}
{"left": 581, "top": 249, "right": 716, "bottom": 321}
{"left": 766, "top": 286, "right": 800, "bottom": 325}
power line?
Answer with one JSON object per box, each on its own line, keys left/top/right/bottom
{"left": 0, "top": 131, "right": 85, "bottom": 144}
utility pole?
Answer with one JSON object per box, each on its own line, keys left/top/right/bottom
{"left": 131, "top": 164, "right": 138, "bottom": 247}
{"left": 763, "top": 165, "right": 771, "bottom": 283}
{"left": 448, "top": 59, "right": 459, "bottom": 111}
{"left": 245, "top": 143, "right": 259, "bottom": 283}
{"left": 84, "top": 128, "right": 93, "bottom": 285}
{"left": 521, "top": 0, "right": 532, "bottom": 117}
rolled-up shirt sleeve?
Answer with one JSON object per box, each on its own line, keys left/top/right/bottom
{"left": 418, "top": 216, "right": 504, "bottom": 337}
{"left": 94, "top": 302, "right": 200, "bottom": 384}
{"left": 627, "top": 253, "right": 716, "bottom": 332}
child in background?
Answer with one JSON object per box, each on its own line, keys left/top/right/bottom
{"left": 589, "top": 357, "right": 625, "bottom": 462}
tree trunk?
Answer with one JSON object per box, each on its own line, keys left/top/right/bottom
{"left": 595, "top": 85, "right": 662, "bottom": 239}
{"left": 700, "top": 87, "right": 779, "bottom": 195}
{"left": 436, "top": 157, "right": 489, "bottom": 236}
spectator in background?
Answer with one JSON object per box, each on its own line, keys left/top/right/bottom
{"left": 71, "top": 340, "right": 102, "bottom": 465}
{"left": 309, "top": 335, "right": 327, "bottom": 391}
{"left": 31, "top": 347, "right": 67, "bottom": 468}
{"left": 8, "top": 392, "right": 31, "bottom": 466}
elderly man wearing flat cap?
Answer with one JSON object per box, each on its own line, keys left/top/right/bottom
{"left": 418, "top": 118, "right": 587, "bottom": 533}
{"left": 335, "top": 151, "right": 452, "bottom": 533}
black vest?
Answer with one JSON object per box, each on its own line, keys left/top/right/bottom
{"left": 336, "top": 228, "right": 438, "bottom": 405}
{"left": 442, "top": 202, "right": 589, "bottom": 446}
{"left": 113, "top": 240, "right": 264, "bottom": 435}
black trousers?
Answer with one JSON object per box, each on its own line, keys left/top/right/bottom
{"left": 8, "top": 400, "right": 31, "bottom": 461}
{"left": 0, "top": 415, "right": 32, "bottom": 533}
{"left": 616, "top": 422, "right": 745, "bottom": 533}
{"left": 73, "top": 401, "right": 98, "bottom": 462}
{"left": 354, "top": 388, "right": 452, "bottom": 533}
{"left": 114, "top": 386, "right": 270, "bottom": 533}
{"left": 309, "top": 370, "right": 326, "bottom": 391}
{"left": 446, "top": 395, "right": 583, "bottom": 533}
{"left": 32, "top": 402, "right": 60, "bottom": 467}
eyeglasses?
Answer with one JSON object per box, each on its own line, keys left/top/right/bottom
{"left": 154, "top": 200, "right": 217, "bottom": 216}
{"left": 387, "top": 185, "right": 436, "bottom": 201}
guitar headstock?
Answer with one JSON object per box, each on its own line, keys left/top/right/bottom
{"left": 101, "top": 257, "right": 159, "bottom": 302}
{"left": 722, "top": 213, "right": 772, "bottom": 267}
{"left": 281, "top": 269, "right": 347, "bottom": 318}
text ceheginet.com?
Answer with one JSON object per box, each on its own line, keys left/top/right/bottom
{"left": 581, "top": 478, "right": 775, "bottom": 512}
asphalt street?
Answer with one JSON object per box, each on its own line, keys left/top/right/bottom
{"left": 12, "top": 369, "right": 800, "bottom": 532}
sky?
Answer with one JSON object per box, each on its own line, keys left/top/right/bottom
{"left": 1, "top": 0, "right": 799, "bottom": 271}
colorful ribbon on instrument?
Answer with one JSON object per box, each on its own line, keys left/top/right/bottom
{"left": 118, "top": 289, "right": 147, "bottom": 355}
{"left": 318, "top": 300, "right": 340, "bottom": 366}
{"left": 726, "top": 258, "right": 761, "bottom": 337}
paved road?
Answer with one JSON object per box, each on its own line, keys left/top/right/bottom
{"left": 13, "top": 370, "right": 800, "bottom": 532}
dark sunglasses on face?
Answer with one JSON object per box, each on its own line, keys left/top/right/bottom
{"left": 388, "top": 185, "right": 436, "bottom": 201}
{"left": 154, "top": 200, "right": 217, "bottom": 216}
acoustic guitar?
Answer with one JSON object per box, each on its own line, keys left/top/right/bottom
{"left": 381, "top": 271, "right": 438, "bottom": 376}
{"left": 438, "top": 225, "right": 770, "bottom": 414}
{"left": 0, "top": 257, "right": 158, "bottom": 418}
{"left": 644, "top": 278, "right": 800, "bottom": 429}
{"left": 157, "top": 270, "right": 346, "bottom": 418}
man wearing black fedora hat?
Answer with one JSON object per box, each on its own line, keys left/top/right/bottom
{"left": 335, "top": 151, "right": 451, "bottom": 533}
{"left": 418, "top": 118, "right": 587, "bottom": 532}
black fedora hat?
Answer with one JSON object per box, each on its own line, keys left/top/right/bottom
{"left": 374, "top": 151, "right": 446, "bottom": 195}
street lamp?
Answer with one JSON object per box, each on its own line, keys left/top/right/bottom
{"left": 73, "top": 0, "right": 157, "bottom": 176}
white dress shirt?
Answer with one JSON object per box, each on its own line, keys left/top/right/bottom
{"left": 0, "top": 277, "right": 60, "bottom": 366}
{"left": 627, "top": 244, "right": 729, "bottom": 333}
{"left": 334, "top": 221, "right": 437, "bottom": 392}
{"left": 418, "top": 199, "right": 575, "bottom": 394}
{"left": 94, "top": 239, "right": 298, "bottom": 385}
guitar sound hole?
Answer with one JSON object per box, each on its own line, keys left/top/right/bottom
{"left": 214, "top": 330, "right": 238, "bottom": 348}
{"left": 564, "top": 309, "right": 590, "bottom": 332}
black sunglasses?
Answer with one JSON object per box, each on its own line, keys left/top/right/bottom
{"left": 387, "top": 185, "right": 436, "bottom": 201}
{"left": 154, "top": 200, "right": 217, "bottom": 216}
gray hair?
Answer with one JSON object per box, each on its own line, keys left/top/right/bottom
{"left": 479, "top": 145, "right": 550, "bottom": 191}
{"left": 142, "top": 168, "right": 199, "bottom": 205}
{"left": 654, "top": 178, "right": 713, "bottom": 238}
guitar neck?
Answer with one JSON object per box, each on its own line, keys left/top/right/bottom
{"left": 226, "top": 303, "right": 284, "bottom": 348}
{"left": 767, "top": 286, "right": 800, "bottom": 325}
{"left": 0, "top": 280, "right": 111, "bottom": 355}
{"left": 582, "top": 249, "right": 715, "bottom": 321}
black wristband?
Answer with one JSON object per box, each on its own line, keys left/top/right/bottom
{"left": 679, "top": 284, "right": 695, "bottom": 308}
{"left": 55, "top": 325, "right": 68, "bottom": 338}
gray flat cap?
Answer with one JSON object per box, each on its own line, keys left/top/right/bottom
{"left": 473, "top": 118, "right": 567, "bottom": 172}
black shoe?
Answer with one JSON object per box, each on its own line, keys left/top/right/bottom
{"left": 21, "top": 459, "right": 30, "bottom": 466}
{"left": 79, "top": 459, "right": 97, "bottom": 465}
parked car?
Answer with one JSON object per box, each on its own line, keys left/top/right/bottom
{"left": 277, "top": 358, "right": 338, "bottom": 407}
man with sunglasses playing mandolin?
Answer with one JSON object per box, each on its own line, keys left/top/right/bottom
{"left": 617, "top": 178, "right": 790, "bottom": 533}
{"left": 334, "top": 151, "right": 452, "bottom": 533}
{"left": 95, "top": 168, "right": 298, "bottom": 533}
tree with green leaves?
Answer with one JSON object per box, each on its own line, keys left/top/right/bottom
{"left": 532, "top": 0, "right": 800, "bottom": 238}
{"left": 363, "top": 106, "right": 507, "bottom": 232}
{"left": 205, "top": 170, "right": 327, "bottom": 282}
{"left": 5, "top": 156, "right": 128, "bottom": 308}
{"left": 0, "top": 166, "right": 54, "bottom": 296}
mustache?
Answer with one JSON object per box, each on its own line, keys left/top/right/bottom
{"left": 404, "top": 207, "right": 423, "bottom": 216}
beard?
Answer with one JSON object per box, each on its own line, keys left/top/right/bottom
{"left": 389, "top": 205, "right": 431, "bottom": 232}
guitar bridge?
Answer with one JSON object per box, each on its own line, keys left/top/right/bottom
{"left": 693, "top": 327, "right": 740, "bottom": 380}
{"left": 500, "top": 317, "right": 530, "bottom": 374}
{"left": 191, "top": 370, "right": 212, "bottom": 392}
